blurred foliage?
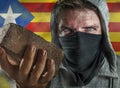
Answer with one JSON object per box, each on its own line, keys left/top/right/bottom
{"left": 0, "top": 75, "right": 12, "bottom": 88}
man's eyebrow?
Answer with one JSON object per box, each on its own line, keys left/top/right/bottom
{"left": 83, "top": 24, "right": 99, "bottom": 28}
{"left": 61, "top": 25, "right": 75, "bottom": 30}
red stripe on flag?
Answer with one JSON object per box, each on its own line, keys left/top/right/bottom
{"left": 108, "top": 3, "right": 120, "bottom": 12}
{"left": 112, "top": 42, "right": 120, "bottom": 51}
{"left": 26, "top": 22, "right": 50, "bottom": 32}
{"left": 109, "top": 22, "right": 120, "bottom": 32}
{"left": 22, "top": 3, "right": 55, "bottom": 12}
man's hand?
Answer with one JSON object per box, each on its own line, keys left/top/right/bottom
{"left": 0, "top": 45, "right": 55, "bottom": 88}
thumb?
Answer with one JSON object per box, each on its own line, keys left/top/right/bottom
{"left": 0, "top": 47, "right": 18, "bottom": 79}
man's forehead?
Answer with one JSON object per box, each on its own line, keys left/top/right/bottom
{"left": 60, "top": 9, "right": 97, "bottom": 19}
{"left": 58, "top": 9, "right": 100, "bottom": 28}
{"left": 60, "top": 9, "right": 98, "bottom": 23}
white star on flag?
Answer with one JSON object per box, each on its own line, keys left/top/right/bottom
{"left": 0, "top": 5, "right": 22, "bottom": 25}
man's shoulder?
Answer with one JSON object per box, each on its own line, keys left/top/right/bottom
{"left": 117, "top": 55, "right": 120, "bottom": 75}
{"left": 117, "top": 55, "right": 120, "bottom": 66}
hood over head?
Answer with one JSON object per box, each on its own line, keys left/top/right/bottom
{"left": 50, "top": 0, "right": 117, "bottom": 73}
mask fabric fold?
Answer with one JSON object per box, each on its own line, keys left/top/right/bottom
{"left": 59, "top": 32, "right": 104, "bottom": 86}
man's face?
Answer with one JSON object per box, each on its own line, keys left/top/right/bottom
{"left": 58, "top": 9, "right": 101, "bottom": 36}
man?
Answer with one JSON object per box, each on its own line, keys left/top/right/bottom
{"left": 49, "top": 0, "right": 120, "bottom": 88}
{"left": 0, "top": 0, "right": 120, "bottom": 88}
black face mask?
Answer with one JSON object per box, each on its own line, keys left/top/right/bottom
{"left": 59, "top": 32, "right": 104, "bottom": 86}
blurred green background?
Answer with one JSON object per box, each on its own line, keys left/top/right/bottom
{"left": 0, "top": 76, "right": 11, "bottom": 88}
{"left": 0, "top": 71, "right": 15, "bottom": 88}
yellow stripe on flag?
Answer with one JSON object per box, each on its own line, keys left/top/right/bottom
{"left": 31, "top": 12, "right": 120, "bottom": 22}
{"left": 110, "top": 12, "right": 120, "bottom": 22}
{"left": 116, "top": 52, "right": 120, "bottom": 55}
{"left": 19, "top": 0, "right": 57, "bottom": 3}
{"left": 31, "top": 12, "right": 50, "bottom": 22}
{"left": 107, "top": 0, "right": 120, "bottom": 3}
{"left": 19, "top": 0, "right": 120, "bottom": 3}
{"left": 34, "top": 32, "right": 51, "bottom": 42}
{"left": 109, "top": 32, "right": 120, "bottom": 42}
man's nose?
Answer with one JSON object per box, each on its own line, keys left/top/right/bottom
{"left": 76, "top": 28, "right": 85, "bottom": 32}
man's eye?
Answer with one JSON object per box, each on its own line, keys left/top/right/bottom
{"left": 63, "top": 29, "right": 71, "bottom": 33}
{"left": 59, "top": 28, "right": 74, "bottom": 36}
{"left": 85, "top": 27, "right": 96, "bottom": 32}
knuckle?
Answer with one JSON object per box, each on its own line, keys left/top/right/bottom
{"left": 33, "top": 75, "right": 40, "bottom": 80}
{"left": 19, "top": 70, "right": 28, "bottom": 78}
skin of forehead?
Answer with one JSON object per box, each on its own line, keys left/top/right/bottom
{"left": 58, "top": 9, "right": 100, "bottom": 28}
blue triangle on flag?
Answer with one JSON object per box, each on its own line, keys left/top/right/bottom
{"left": 0, "top": 0, "right": 34, "bottom": 27}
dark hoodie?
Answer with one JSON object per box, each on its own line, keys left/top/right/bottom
{"left": 49, "top": 0, "right": 119, "bottom": 88}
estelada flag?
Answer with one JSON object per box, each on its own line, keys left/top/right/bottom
{"left": 0, "top": 0, "right": 120, "bottom": 55}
